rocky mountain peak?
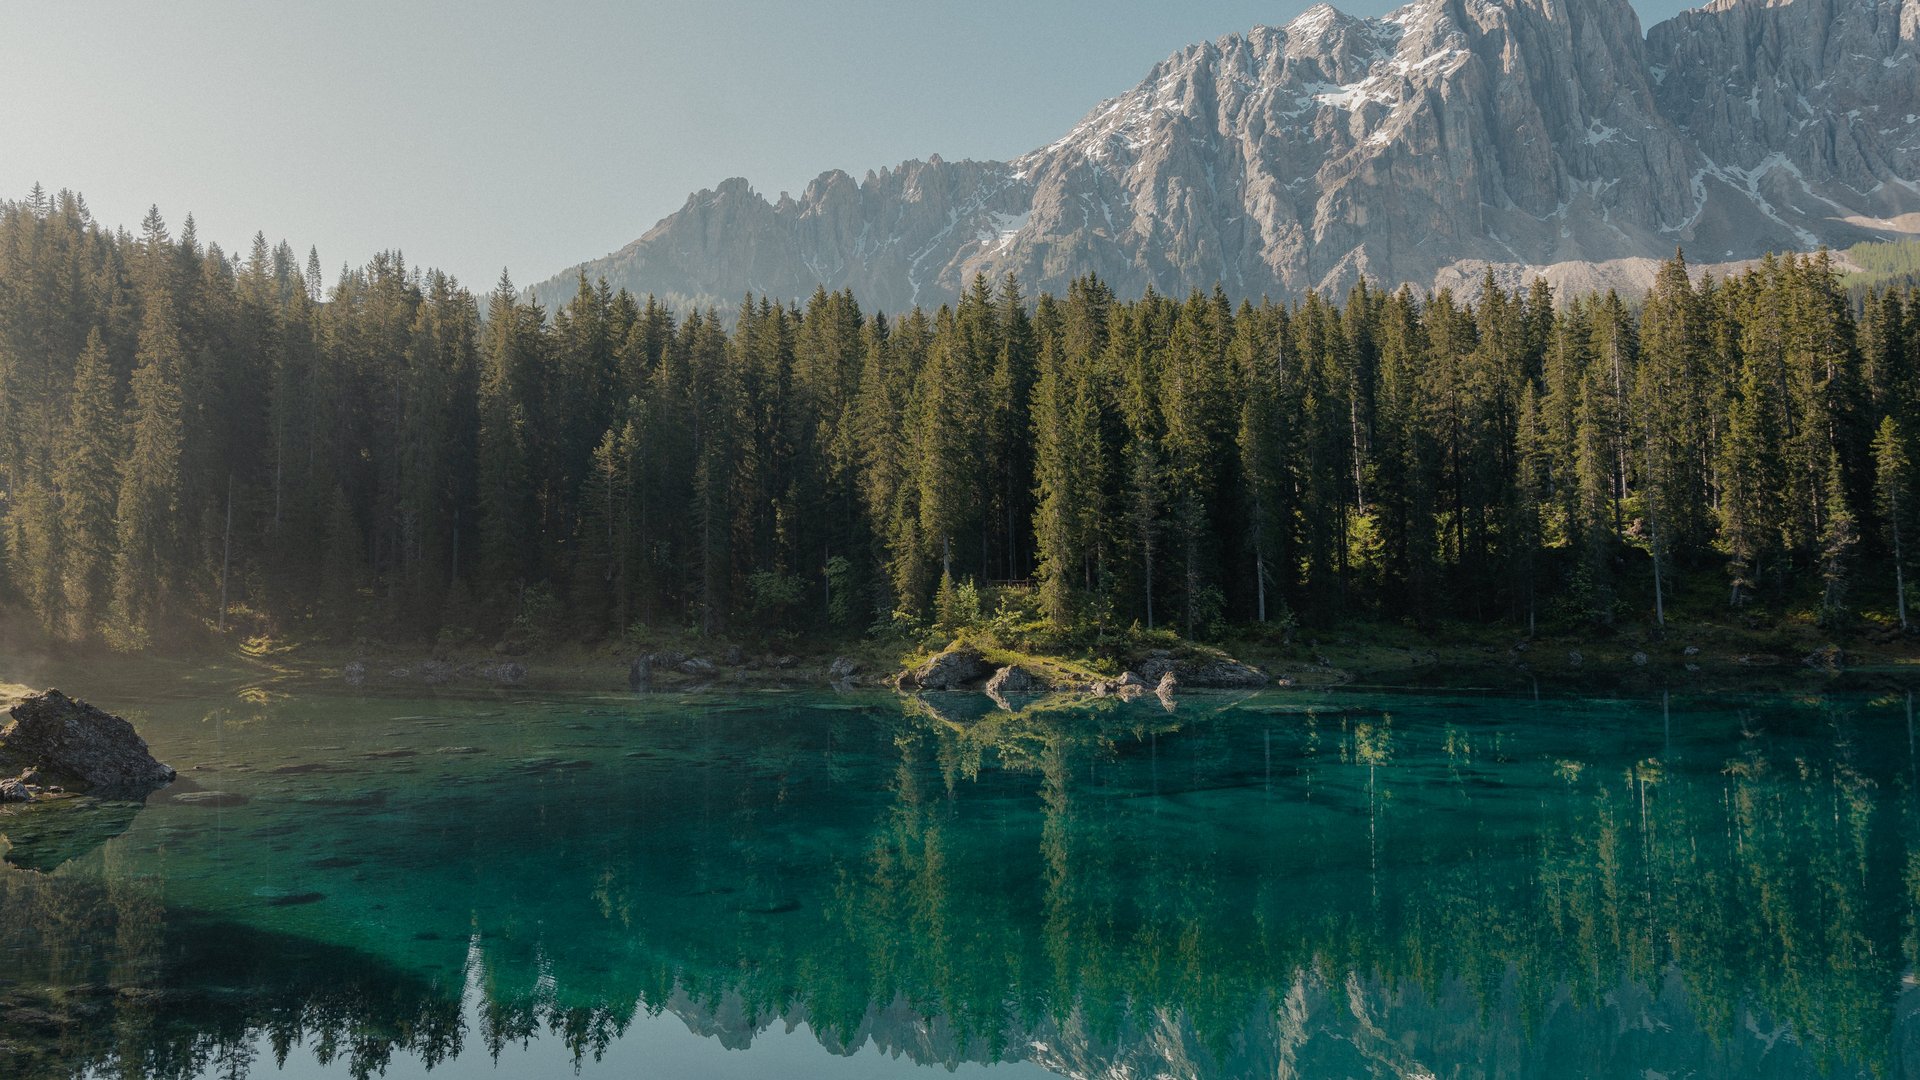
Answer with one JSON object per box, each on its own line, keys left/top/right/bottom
{"left": 535, "top": 0, "right": 1920, "bottom": 312}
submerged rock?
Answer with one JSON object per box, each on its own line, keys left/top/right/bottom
{"left": 0, "top": 797, "right": 145, "bottom": 872}
{"left": 170, "top": 790, "right": 248, "bottom": 808}
{"left": 0, "top": 690, "right": 175, "bottom": 798}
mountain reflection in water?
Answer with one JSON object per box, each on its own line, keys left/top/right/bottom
{"left": 1, "top": 686, "right": 1916, "bottom": 1079}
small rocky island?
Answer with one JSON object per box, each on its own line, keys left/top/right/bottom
{"left": 0, "top": 690, "right": 176, "bottom": 803}
{"left": 891, "top": 646, "right": 1272, "bottom": 698}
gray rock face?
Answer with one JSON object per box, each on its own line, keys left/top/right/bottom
{"left": 538, "top": 0, "right": 1920, "bottom": 313}
{"left": 0, "top": 691, "right": 175, "bottom": 798}
{"left": 1648, "top": 0, "right": 1920, "bottom": 258}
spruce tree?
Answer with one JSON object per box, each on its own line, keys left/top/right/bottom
{"left": 56, "top": 329, "right": 120, "bottom": 641}
{"left": 1819, "top": 448, "right": 1858, "bottom": 625}
{"left": 1875, "top": 416, "right": 1912, "bottom": 629}
{"left": 109, "top": 296, "right": 187, "bottom": 649}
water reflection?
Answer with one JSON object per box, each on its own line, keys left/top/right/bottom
{"left": 2, "top": 688, "right": 1917, "bottom": 1078}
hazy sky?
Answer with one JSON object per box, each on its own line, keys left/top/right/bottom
{"left": 0, "top": 0, "right": 1697, "bottom": 291}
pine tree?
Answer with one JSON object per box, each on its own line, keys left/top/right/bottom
{"left": 1875, "top": 416, "right": 1912, "bottom": 629}
{"left": 56, "top": 329, "right": 120, "bottom": 641}
{"left": 475, "top": 273, "right": 535, "bottom": 594}
{"left": 108, "top": 296, "right": 187, "bottom": 649}
{"left": 305, "top": 246, "right": 324, "bottom": 303}
{"left": 1819, "top": 447, "right": 1858, "bottom": 625}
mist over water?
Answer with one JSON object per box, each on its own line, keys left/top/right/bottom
{"left": 2, "top": 683, "right": 1916, "bottom": 1079}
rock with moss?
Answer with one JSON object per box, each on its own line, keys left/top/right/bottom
{"left": 895, "top": 649, "right": 989, "bottom": 692}
{"left": 1132, "top": 650, "right": 1269, "bottom": 689}
{"left": 985, "top": 665, "right": 1044, "bottom": 695}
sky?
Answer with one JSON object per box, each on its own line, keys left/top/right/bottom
{"left": 0, "top": 0, "right": 1697, "bottom": 292}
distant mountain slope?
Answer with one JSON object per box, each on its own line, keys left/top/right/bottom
{"left": 534, "top": 0, "right": 1920, "bottom": 311}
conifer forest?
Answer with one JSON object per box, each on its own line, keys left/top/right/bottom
{"left": 2, "top": 185, "right": 1916, "bottom": 651}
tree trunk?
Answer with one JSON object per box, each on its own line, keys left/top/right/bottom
{"left": 217, "top": 473, "right": 234, "bottom": 633}
{"left": 1650, "top": 514, "right": 1665, "bottom": 630}
{"left": 1896, "top": 512, "right": 1908, "bottom": 630}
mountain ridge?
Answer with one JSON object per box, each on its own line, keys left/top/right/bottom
{"left": 534, "top": 0, "right": 1920, "bottom": 311}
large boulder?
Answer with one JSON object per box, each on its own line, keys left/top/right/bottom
{"left": 896, "top": 649, "right": 989, "bottom": 692}
{"left": 1130, "top": 650, "right": 1268, "bottom": 689}
{"left": 985, "top": 665, "right": 1043, "bottom": 695}
{"left": 0, "top": 691, "right": 175, "bottom": 798}
{"left": 1181, "top": 657, "right": 1269, "bottom": 689}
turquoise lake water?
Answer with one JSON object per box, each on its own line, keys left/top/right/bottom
{"left": 2, "top": 681, "right": 1917, "bottom": 1079}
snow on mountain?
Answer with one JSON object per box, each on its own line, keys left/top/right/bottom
{"left": 534, "top": 0, "right": 1920, "bottom": 312}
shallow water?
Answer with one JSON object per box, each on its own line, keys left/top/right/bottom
{"left": 3, "top": 679, "right": 1918, "bottom": 1079}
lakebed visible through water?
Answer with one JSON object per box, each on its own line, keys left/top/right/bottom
{"left": 2, "top": 671, "right": 1917, "bottom": 1079}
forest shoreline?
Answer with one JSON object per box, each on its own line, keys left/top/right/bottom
{"left": 9, "top": 610, "right": 1920, "bottom": 706}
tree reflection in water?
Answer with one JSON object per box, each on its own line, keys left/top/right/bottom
{"left": 1, "top": 689, "right": 1916, "bottom": 1079}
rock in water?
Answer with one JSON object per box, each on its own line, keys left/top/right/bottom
{"left": 0, "top": 690, "right": 175, "bottom": 797}
{"left": 628, "top": 655, "right": 653, "bottom": 691}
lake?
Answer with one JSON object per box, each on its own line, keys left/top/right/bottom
{"left": 1, "top": 679, "right": 1915, "bottom": 1079}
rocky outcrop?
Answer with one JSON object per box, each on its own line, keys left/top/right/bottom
{"left": 985, "top": 665, "right": 1044, "bottom": 695}
{"left": 537, "top": 0, "right": 1920, "bottom": 313}
{"left": 895, "top": 649, "right": 990, "bottom": 692}
{"left": 0, "top": 690, "right": 175, "bottom": 799}
{"left": 1133, "top": 651, "right": 1271, "bottom": 689}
